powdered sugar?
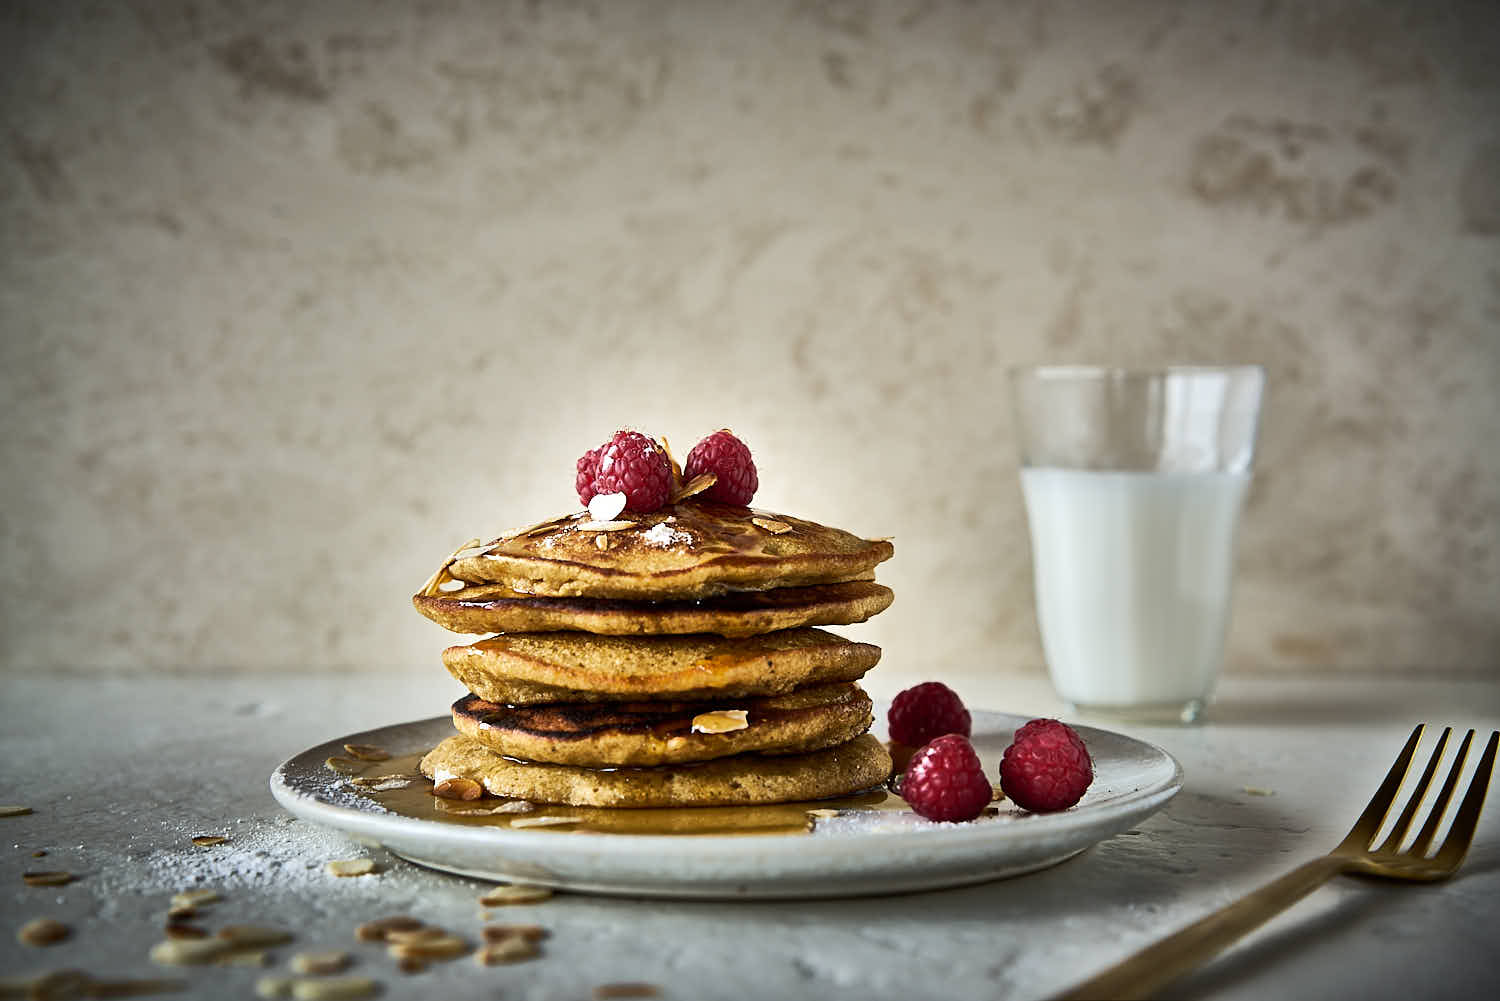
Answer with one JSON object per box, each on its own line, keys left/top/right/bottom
{"left": 641, "top": 522, "right": 693, "bottom": 548}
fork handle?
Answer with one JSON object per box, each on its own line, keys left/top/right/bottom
{"left": 1052, "top": 853, "right": 1348, "bottom": 1000}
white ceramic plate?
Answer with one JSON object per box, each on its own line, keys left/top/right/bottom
{"left": 270, "top": 711, "right": 1181, "bottom": 899}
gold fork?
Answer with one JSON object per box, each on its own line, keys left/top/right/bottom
{"left": 1054, "top": 724, "right": 1498, "bottom": 1001}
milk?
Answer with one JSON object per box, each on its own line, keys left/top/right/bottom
{"left": 1019, "top": 468, "right": 1250, "bottom": 711}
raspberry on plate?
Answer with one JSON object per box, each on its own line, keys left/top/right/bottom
{"left": 576, "top": 431, "right": 673, "bottom": 514}
{"left": 998, "top": 718, "right": 1093, "bottom": 813}
{"left": 684, "top": 431, "right": 758, "bottom": 506}
{"left": 887, "top": 681, "right": 971, "bottom": 747}
{"left": 900, "top": 734, "right": 993, "bottom": 822}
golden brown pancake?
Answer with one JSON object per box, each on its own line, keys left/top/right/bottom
{"left": 420, "top": 733, "right": 893, "bottom": 808}
{"left": 442, "top": 627, "right": 880, "bottom": 706}
{"left": 413, "top": 580, "right": 894, "bottom": 637}
{"left": 440, "top": 502, "right": 893, "bottom": 600}
{"left": 451, "top": 683, "right": 874, "bottom": 766}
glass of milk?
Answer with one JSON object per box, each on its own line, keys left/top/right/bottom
{"left": 1010, "top": 365, "right": 1265, "bottom": 723}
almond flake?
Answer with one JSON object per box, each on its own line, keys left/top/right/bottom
{"left": 805, "top": 808, "right": 841, "bottom": 820}
{"left": 507, "top": 815, "right": 580, "bottom": 829}
{"left": 475, "top": 937, "right": 540, "bottom": 965}
{"left": 171, "top": 889, "right": 221, "bottom": 910}
{"left": 991, "top": 784, "right": 1006, "bottom": 803}
{"left": 432, "top": 778, "right": 483, "bottom": 801}
{"left": 290, "top": 951, "right": 351, "bottom": 976}
{"left": 326, "top": 858, "right": 376, "bottom": 878}
{"left": 575, "top": 519, "right": 634, "bottom": 531}
{"left": 594, "top": 983, "right": 662, "bottom": 999}
{"left": 595, "top": 534, "right": 611, "bottom": 551}
{"left": 382, "top": 926, "right": 450, "bottom": 946}
{"left": 418, "top": 537, "right": 483, "bottom": 596}
{"left": 216, "top": 950, "right": 272, "bottom": 968}
{"left": 669, "top": 472, "right": 717, "bottom": 504}
{"left": 218, "top": 925, "right": 293, "bottom": 947}
{"left": 387, "top": 935, "right": 469, "bottom": 960}
{"left": 22, "top": 870, "right": 74, "bottom": 887}
{"left": 350, "top": 776, "right": 412, "bottom": 792}
{"left": 691, "top": 709, "right": 749, "bottom": 734}
{"left": 342, "top": 743, "right": 390, "bottom": 762}
{"left": 482, "top": 924, "right": 549, "bottom": 944}
{"left": 587, "top": 491, "right": 628, "bottom": 522}
{"left": 16, "top": 971, "right": 95, "bottom": 999}
{"left": 191, "top": 835, "right": 230, "bottom": 847}
{"left": 0, "top": 805, "right": 32, "bottom": 817}
{"left": 477, "top": 884, "right": 553, "bottom": 907}
{"left": 165, "top": 921, "right": 209, "bottom": 940}
{"left": 289, "top": 977, "right": 381, "bottom": 1001}
{"left": 256, "top": 975, "right": 295, "bottom": 999}
{"left": 354, "top": 915, "right": 424, "bottom": 942}
{"left": 324, "top": 756, "right": 365, "bottom": 775}
{"left": 150, "top": 937, "right": 232, "bottom": 965}
{"left": 396, "top": 956, "right": 428, "bottom": 975}
{"left": 17, "top": 917, "right": 70, "bottom": 946}
{"left": 750, "top": 517, "right": 792, "bottom": 535}
{"left": 436, "top": 799, "right": 534, "bottom": 816}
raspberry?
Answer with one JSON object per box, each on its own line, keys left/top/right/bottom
{"left": 998, "top": 718, "right": 1093, "bottom": 813}
{"left": 900, "top": 734, "right": 992, "bottom": 822}
{"left": 576, "top": 431, "right": 673, "bottom": 513}
{"left": 684, "top": 431, "right": 758, "bottom": 506}
{"left": 575, "top": 445, "right": 603, "bottom": 506}
{"left": 887, "top": 682, "right": 971, "bottom": 747}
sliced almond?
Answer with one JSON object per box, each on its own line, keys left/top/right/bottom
{"left": 435, "top": 798, "right": 534, "bottom": 816}
{"left": 594, "top": 984, "right": 662, "bottom": 999}
{"left": 507, "top": 815, "right": 580, "bottom": 829}
{"left": 289, "top": 977, "right": 380, "bottom": 1001}
{"left": 431, "top": 778, "right": 483, "bottom": 801}
{"left": 256, "top": 975, "right": 295, "bottom": 1000}
{"left": 805, "top": 808, "right": 841, "bottom": 820}
{"left": 691, "top": 709, "right": 749, "bottom": 734}
{"left": 587, "top": 491, "right": 627, "bottom": 522}
{"left": 396, "top": 955, "right": 427, "bottom": 975}
{"left": 290, "top": 951, "right": 351, "bottom": 976}
{"left": 216, "top": 950, "right": 272, "bottom": 968}
{"left": 150, "top": 936, "right": 232, "bottom": 965}
{"left": 0, "top": 805, "right": 32, "bottom": 817}
{"left": 165, "top": 921, "right": 209, "bottom": 940}
{"left": 350, "top": 776, "right": 411, "bottom": 792}
{"left": 992, "top": 784, "right": 1006, "bottom": 803}
{"left": 191, "top": 835, "right": 230, "bottom": 847}
{"left": 18, "top": 970, "right": 94, "bottom": 999}
{"left": 478, "top": 884, "right": 553, "bottom": 907}
{"left": 17, "top": 917, "right": 70, "bottom": 946}
{"left": 669, "top": 472, "right": 716, "bottom": 504}
{"left": 31, "top": 850, "right": 46, "bottom": 857}
{"left": 382, "top": 926, "right": 449, "bottom": 946}
{"left": 324, "top": 757, "right": 366, "bottom": 775}
{"left": 595, "top": 534, "right": 611, "bottom": 551}
{"left": 218, "top": 925, "right": 293, "bottom": 948}
{"left": 575, "top": 519, "right": 634, "bottom": 532}
{"left": 482, "top": 924, "right": 549, "bottom": 944}
{"left": 354, "top": 915, "right": 424, "bottom": 942}
{"left": 92, "top": 975, "right": 191, "bottom": 997}
{"left": 750, "top": 517, "right": 793, "bottom": 535}
{"left": 474, "top": 937, "right": 539, "bottom": 965}
{"left": 342, "top": 743, "right": 390, "bottom": 762}
{"left": 22, "top": 871, "right": 74, "bottom": 887}
{"left": 387, "top": 935, "right": 468, "bottom": 960}
{"left": 170, "top": 888, "right": 221, "bottom": 910}
{"left": 326, "top": 858, "right": 376, "bottom": 878}
{"left": 418, "top": 536, "right": 484, "bottom": 596}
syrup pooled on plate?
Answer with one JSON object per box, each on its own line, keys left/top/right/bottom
{"left": 359, "top": 752, "right": 908, "bottom": 836}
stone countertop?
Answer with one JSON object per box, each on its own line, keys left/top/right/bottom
{"left": 1, "top": 671, "right": 1497, "bottom": 1000}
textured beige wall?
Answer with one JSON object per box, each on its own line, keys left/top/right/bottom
{"left": 2, "top": 0, "right": 1497, "bottom": 686}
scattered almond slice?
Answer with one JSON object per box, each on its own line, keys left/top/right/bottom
{"left": 290, "top": 951, "right": 351, "bottom": 976}
{"left": 30, "top": 850, "right": 46, "bottom": 858}
{"left": 91, "top": 975, "right": 190, "bottom": 997}
{"left": 349, "top": 775, "right": 412, "bottom": 792}
{"left": 7, "top": 971, "right": 95, "bottom": 999}
{"left": 171, "top": 888, "right": 221, "bottom": 910}
{"left": 594, "top": 983, "right": 662, "bottom": 999}
{"left": 324, "top": 757, "right": 365, "bottom": 775}
{"left": 575, "top": 519, "right": 634, "bottom": 532}
{"left": 354, "top": 915, "right": 424, "bottom": 942}
{"left": 507, "top": 815, "right": 580, "bottom": 829}
{"left": 218, "top": 925, "right": 293, "bottom": 948}
{"left": 595, "top": 534, "right": 611, "bottom": 551}
{"left": 191, "top": 835, "right": 230, "bottom": 847}
{"left": 435, "top": 799, "right": 535, "bottom": 816}
{"left": 256, "top": 975, "right": 295, "bottom": 1000}
{"left": 150, "top": 937, "right": 233, "bottom": 965}
{"left": 587, "top": 491, "right": 628, "bottom": 522}
{"left": 991, "top": 784, "right": 1006, "bottom": 803}
{"left": 474, "top": 936, "right": 540, "bottom": 965}
{"left": 342, "top": 743, "right": 390, "bottom": 762}
{"left": 387, "top": 935, "right": 468, "bottom": 961}
{"left": 0, "top": 805, "right": 32, "bottom": 817}
{"left": 383, "top": 926, "right": 450, "bottom": 946}
{"left": 432, "top": 778, "right": 483, "bottom": 801}
{"left": 669, "top": 472, "right": 716, "bottom": 504}
{"left": 691, "top": 709, "right": 749, "bottom": 734}
{"left": 805, "top": 808, "right": 841, "bottom": 820}
{"left": 17, "top": 917, "right": 70, "bottom": 946}
{"left": 418, "top": 537, "right": 484, "bottom": 596}
{"left": 750, "top": 517, "right": 793, "bottom": 534}
{"left": 165, "top": 921, "right": 209, "bottom": 940}
{"left": 326, "top": 858, "right": 376, "bottom": 878}
{"left": 216, "top": 950, "right": 272, "bottom": 968}
{"left": 1243, "top": 786, "right": 1276, "bottom": 796}
{"left": 22, "top": 871, "right": 74, "bottom": 887}
{"left": 478, "top": 884, "right": 553, "bottom": 907}
{"left": 395, "top": 956, "right": 428, "bottom": 975}
{"left": 482, "top": 924, "right": 549, "bottom": 944}
{"left": 289, "top": 977, "right": 381, "bottom": 1001}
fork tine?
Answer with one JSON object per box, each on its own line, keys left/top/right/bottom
{"left": 1376, "top": 727, "right": 1452, "bottom": 853}
{"left": 1408, "top": 729, "right": 1473, "bottom": 856}
{"left": 1337, "top": 724, "right": 1425, "bottom": 851}
{"left": 1434, "top": 730, "right": 1498, "bottom": 870}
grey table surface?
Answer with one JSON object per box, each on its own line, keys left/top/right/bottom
{"left": 2, "top": 671, "right": 1497, "bottom": 1001}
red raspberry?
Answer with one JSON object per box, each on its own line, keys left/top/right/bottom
{"left": 887, "top": 682, "right": 971, "bottom": 747}
{"left": 575, "top": 445, "right": 603, "bottom": 506}
{"left": 683, "top": 431, "right": 758, "bottom": 506}
{"left": 577, "top": 431, "right": 673, "bottom": 513}
{"left": 900, "top": 734, "right": 993, "bottom": 822}
{"left": 998, "top": 718, "right": 1093, "bottom": 813}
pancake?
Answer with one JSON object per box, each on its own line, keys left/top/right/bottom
{"left": 442, "top": 627, "right": 880, "bottom": 706}
{"left": 440, "top": 502, "right": 893, "bottom": 600}
{"left": 451, "top": 682, "right": 875, "bottom": 766}
{"left": 413, "top": 580, "right": 894, "bottom": 637}
{"left": 420, "top": 733, "right": 893, "bottom": 808}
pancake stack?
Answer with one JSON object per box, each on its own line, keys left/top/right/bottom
{"left": 412, "top": 500, "right": 896, "bottom": 808}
